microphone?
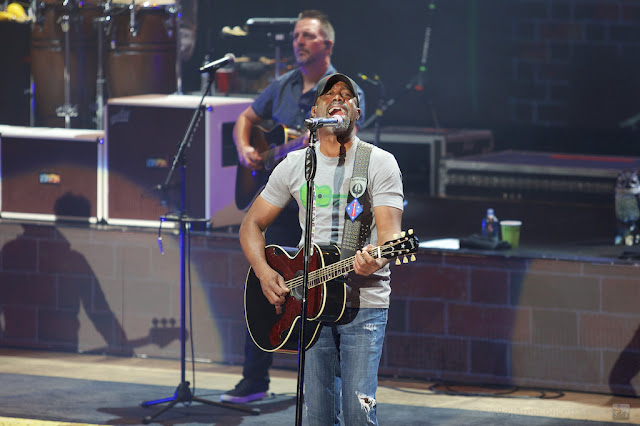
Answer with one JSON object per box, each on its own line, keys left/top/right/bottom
{"left": 200, "top": 53, "right": 235, "bottom": 73}
{"left": 304, "top": 115, "right": 344, "bottom": 130}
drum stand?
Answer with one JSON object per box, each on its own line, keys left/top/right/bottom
{"left": 174, "top": 0, "right": 182, "bottom": 94}
{"left": 140, "top": 71, "right": 259, "bottom": 424}
{"left": 56, "top": 9, "right": 78, "bottom": 128}
{"left": 94, "top": 1, "right": 111, "bottom": 130}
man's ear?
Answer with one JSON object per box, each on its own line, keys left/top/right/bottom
{"left": 311, "top": 105, "right": 317, "bottom": 118}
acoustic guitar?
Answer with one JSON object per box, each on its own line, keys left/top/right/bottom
{"left": 244, "top": 230, "right": 419, "bottom": 353}
{"left": 235, "top": 124, "right": 306, "bottom": 210}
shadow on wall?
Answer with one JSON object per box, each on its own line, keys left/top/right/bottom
{"left": 0, "top": 222, "right": 131, "bottom": 353}
{"left": 0, "top": 192, "right": 180, "bottom": 354}
{"left": 53, "top": 191, "right": 92, "bottom": 221}
{"left": 609, "top": 326, "right": 640, "bottom": 397}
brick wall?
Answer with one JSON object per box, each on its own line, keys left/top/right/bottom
{"left": 512, "top": 0, "right": 640, "bottom": 128}
{"left": 384, "top": 250, "right": 640, "bottom": 395}
{"left": 0, "top": 222, "right": 638, "bottom": 395}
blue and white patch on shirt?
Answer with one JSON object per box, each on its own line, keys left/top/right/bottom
{"left": 346, "top": 198, "right": 363, "bottom": 221}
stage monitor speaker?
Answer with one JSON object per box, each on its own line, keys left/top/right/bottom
{"left": 0, "top": 125, "right": 104, "bottom": 222}
{"left": 105, "top": 94, "right": 253, "bottom": 227}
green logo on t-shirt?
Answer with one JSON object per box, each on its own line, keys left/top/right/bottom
{"left": 300, "top": 184, "right": 347, "bottom": 208}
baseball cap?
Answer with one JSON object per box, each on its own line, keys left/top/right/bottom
{"left": 314, "top": 73, "right": 360, "bottom": 106}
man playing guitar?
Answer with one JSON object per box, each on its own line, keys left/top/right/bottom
{"left": 225, "top": 9, "right": 366, "bottom": 404}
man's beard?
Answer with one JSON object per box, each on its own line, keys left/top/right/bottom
{"left": 327, "top": 115, "right": 350, "bottom": 134}
{"left": 335, "top": 115, "right": 350, "bottom": 132}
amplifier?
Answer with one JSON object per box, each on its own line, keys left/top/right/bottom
{"left": 0, "top": 125, "right": 104, "bottom": 222}
{"left": 105, "top": 94, "right": 253, "bottom": 227}
{"left": 439, "top": 150, "right": 640, "bottom": 205}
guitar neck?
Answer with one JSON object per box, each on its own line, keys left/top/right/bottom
{"left": 286, "top": 245, "right": 387, "bottom": 291}
{"left": 263, "top": 136, "right": 306, "bottom": 170}
{"left": 283, "top": 231, "right": 417, "bottom": 292}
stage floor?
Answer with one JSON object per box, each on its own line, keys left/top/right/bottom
{"left": 0, "top": 348, "right": 635, "bottom": 425}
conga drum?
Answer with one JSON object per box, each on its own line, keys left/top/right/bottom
{"left": 106, "top": 0, "right": 177, "bottom": 98}
{"left": 31, "top": 0, "right": 101, "bottom": 128}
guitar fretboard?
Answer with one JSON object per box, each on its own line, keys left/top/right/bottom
{"left": 263, "top": 138, "right": 307, "bottom": 170}
{"left": 285, "top": 243, "right": 395, "bottom": 291}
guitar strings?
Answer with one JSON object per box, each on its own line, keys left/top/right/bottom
{"left": 284, "top": 240, "right": 406, "bottom": 291}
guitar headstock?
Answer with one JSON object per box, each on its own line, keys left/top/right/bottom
{"left": 379, "top": 229, "right": 419, "bottom": 265}
{"left": 150, "top": 317, "right": 183, "bottom": 348}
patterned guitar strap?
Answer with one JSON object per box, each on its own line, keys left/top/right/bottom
{"left": 341, "top": 139, "right": 374, "bottom": 260}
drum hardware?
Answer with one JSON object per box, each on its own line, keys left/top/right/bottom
{"left": 106, "top": 0, "right": 178, "bottom": 98}
{"left": 174, "top": 0, "right": 181, "bottom": 94}
{"left": 56, "top": 12, "right": 78, "bottom": 128}
{"left": 127, "top": 0, "right": 137, "bottom": 36}
{"left": 97, "top": 1, "right": 112, "bottom": 127}
{"left": 30, "top": 0, "right": 181, "bottom": 127}
{"left": 245, "top": 17, "right": 297, "bottom": 79}
{"left": 164, "top": 15, "right": 173, "bottom": 37}
{"left": 33, "top": 0, "right": 46, "bottom": 26}
{"left": 94, "top": 14, "right": 110, "bottom": 130}
{"left": 29, "top": 76, "right": 35, "bottom": 127}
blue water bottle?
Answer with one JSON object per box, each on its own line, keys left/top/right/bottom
{"left": 481, "top": 208, "right": 500, "bottom": 242}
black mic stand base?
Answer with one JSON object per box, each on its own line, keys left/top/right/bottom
{"left": 140, "top": 74, "right": 260, "bottom": 424}
{"left": 141, "top": 381, "right": 259, "bottom": 424}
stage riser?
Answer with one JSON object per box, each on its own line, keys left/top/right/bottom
{"left": 0, "top": 221, "right": 637, "bottom": 397}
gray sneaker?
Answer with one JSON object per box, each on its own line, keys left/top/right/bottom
{"left": 220, "top": 379, "right": 268, "bottom": 403}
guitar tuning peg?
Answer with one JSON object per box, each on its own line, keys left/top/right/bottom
{"left": 403, "top": 256, "right": 408, "bottom": 264}
{"left": 393, "top": 233, "right": 398, "bottom": 239}
{"left": 408, "top": 229, "right": 414, "bottom": 235}
{"left": 395, "top": 258, "right": 401, "bottom": 265}
{"left": 410, "top": 254, "right": 416, "bottom": 262}
{"left": 401, "top": 231, "right": 406, "bottom": 238}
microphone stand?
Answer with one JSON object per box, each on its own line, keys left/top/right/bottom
{"left": 294, "top": 125, "right": 318, "bottom": 425}
{"left": 358, "top": 74, "right": 385, "bottom": 146}
{"left": 358, "top": 0, "right": 440, "bottom": 139}
{"left": 140, "top": 67, "right": 259, "bottom": 424}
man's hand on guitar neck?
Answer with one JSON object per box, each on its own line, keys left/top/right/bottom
{"left": 354, "top": 244, "right": 386, "bottom": 276}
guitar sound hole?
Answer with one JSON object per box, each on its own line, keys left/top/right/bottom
{"left": 290, "top": 271, "right": 304, "bottom": 300}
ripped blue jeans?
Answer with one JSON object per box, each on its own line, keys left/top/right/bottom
{"left": 304, "top": 307, "right": 388, "bottom": 425}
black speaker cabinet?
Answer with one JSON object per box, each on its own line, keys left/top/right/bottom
{"left": 358, "top": 127, "right": 445, "bottom": 197}
{"left": 105, "top": 94, "right": 252, "bottom": 227}
{"left": 0, "top": 125, "right": 104, "bottom": 221}
{"left": 358, "top": 126, "right": 494, "bottom": 197}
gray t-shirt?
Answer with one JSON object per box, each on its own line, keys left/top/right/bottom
{"left": 260, "top": 137, "right": 404, "bottom": 308}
